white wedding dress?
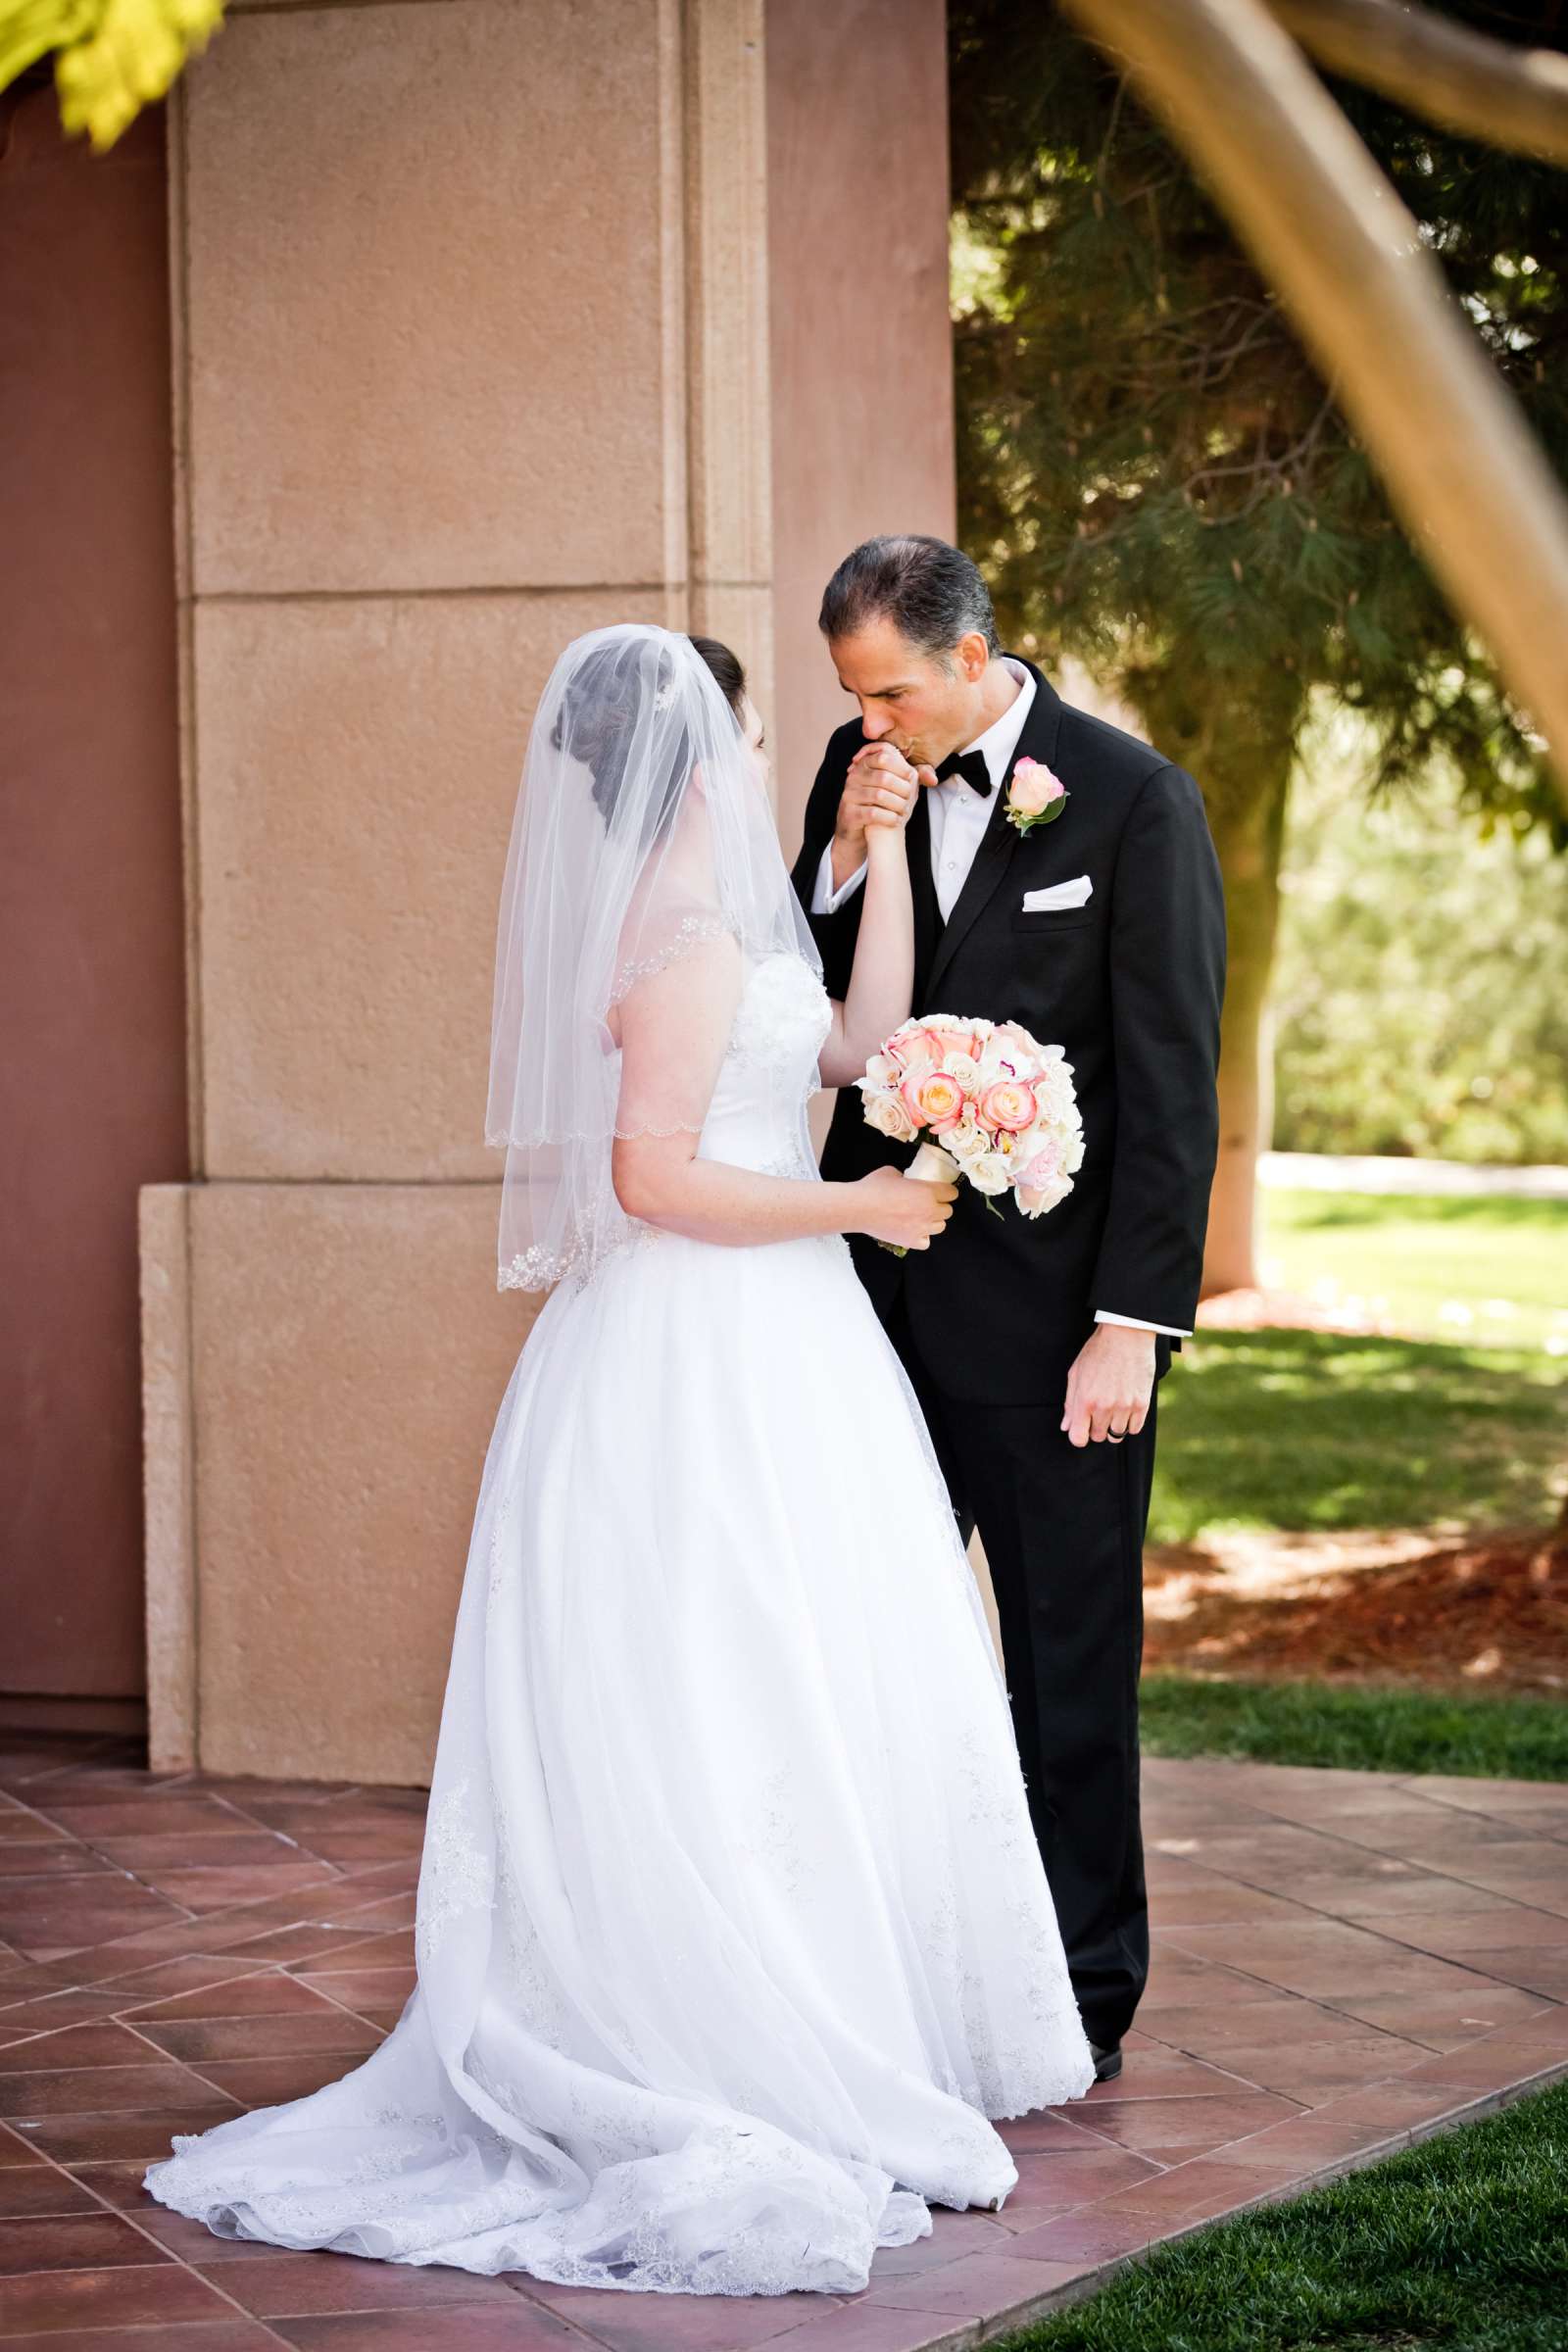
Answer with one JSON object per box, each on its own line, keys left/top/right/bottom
{"left": 144, "top": 952, "right": 1095, "bottom": 2296}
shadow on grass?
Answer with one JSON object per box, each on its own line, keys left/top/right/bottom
{"left": 1152, "top": 1328, "right": 1568, "bottom": 1544}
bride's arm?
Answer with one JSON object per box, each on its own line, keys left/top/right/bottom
{"left": 611, "top": 937, "right": 949, "bottom": 1252}
{"left": 816, "top": 793, "right": 915, "bottom": 1090}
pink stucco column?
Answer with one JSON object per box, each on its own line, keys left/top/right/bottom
{"left": 143, "top": 0, "right": 956, "bottom": 1782}
{"left": 765, "top": 0, "right": 956, "bottom": 854}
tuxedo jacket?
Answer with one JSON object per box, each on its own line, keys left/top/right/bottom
{"left": 790, "top": 658, "right": 1227, "bottom": 1407}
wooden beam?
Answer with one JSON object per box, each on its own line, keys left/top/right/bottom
{"left": 1058, "top": 0, "right": 1568, "bottom": 806}
{"left": 1272, "top": 0, "right": 1568, "bottom": 170}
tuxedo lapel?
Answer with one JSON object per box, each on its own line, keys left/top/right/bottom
{"left": 923, "top": 659, "right": 1064, "bottom": 1006}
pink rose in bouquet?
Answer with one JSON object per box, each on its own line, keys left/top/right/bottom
{"left": 885, "top": 1024, "right": 947, "bottom": 1072}
{"left": 1014, "top": 1137, "right": 1073, "bottom": 1218}
{"left": 858, "top": 1013, "right": 1084, "bottom": 1251}
{"left": 922, "top": 1016, "right": 988, "bottom": 1064}
{"left": 979, "top": 1078, "right": 1038, "bottom": 1135}
{"left": 902, "top": 1068, "right": 968, "bottom": 1134}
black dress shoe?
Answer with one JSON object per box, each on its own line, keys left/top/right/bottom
{"left": 1089, "top": 2040, "right": 1122, "bottom": 2082}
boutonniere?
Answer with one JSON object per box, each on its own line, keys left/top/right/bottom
{"left": 1004, "top": 757, "right": 1069, "bottom": 836}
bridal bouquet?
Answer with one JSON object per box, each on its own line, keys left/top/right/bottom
{"left": 858, "top": 1014, "right": 1083, "bottom": 1247}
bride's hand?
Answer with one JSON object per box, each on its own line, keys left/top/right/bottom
{"left": 852, "top": 745, "right": 925, "bottom": 848}
{"left": 864, "top": 761, "right": 927, "bottom": 872}
{"left": 853, "top": 1167, "right": 957, "bottom": 1250}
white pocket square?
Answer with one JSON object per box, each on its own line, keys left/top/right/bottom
{"left": 1021, "top": 875, "right": 1093, "bottom": 911}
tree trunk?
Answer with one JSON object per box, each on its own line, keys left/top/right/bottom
{"left": 1201, "top": 764, "right": 1291, "bottom": 1296}
{"left": 1124, "top": 668, "right": 1298, "bottom": 1298}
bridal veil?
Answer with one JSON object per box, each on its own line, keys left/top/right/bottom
{"left": 484, "top": 623, "right": 819, "bottom": 1291}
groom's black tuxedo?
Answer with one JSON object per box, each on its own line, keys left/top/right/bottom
{"left": 794, "top": 659, "right": 1225, "bottom": 1396}
{"left": 790, "top": 657, "right": 1226, "bottom": 2047}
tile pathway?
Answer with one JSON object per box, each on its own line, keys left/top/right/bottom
{"left": 1, "top": 1736, "right": 1565, "bottom": 2349}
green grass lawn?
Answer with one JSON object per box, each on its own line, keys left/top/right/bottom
{"left": 1149, "top": 1327, "right": 1567, "bottom": 1544}
{"left": 1140, "top": 1673, "right": 1568, "bottom": 1782}
{"left": 1143, "top": 1189, "right": 1567, "bottom": 1777}
{"left": 999, "top": 2078, "right": 1568, "bottom": 2352}
{"left": 1260, "top": 1188, "right": 1568, "bottom": 1353}
{"left": 1145, "top": 1180, "right": 1568, "bottom": 1544}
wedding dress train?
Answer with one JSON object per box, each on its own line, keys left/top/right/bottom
{"left": 144, "top": 951, "right": 1096, "bottom": 2296}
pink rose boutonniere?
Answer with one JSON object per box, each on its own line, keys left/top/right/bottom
{"left": 1005, "top": 756, "right": 1068, "bottom": 836}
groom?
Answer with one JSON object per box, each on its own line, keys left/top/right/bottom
{"left": 792, "top": 536, "right": 1226, "bottom": 2077}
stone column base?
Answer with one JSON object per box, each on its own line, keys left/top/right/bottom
{"left": 139, "top": 1181, "right": 542, "bottom": 1785}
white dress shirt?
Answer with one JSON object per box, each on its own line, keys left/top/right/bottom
{"left": 809, "top": 661, "right": 1190, "bottom": 1341}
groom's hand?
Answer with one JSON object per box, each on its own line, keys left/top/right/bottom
{"left": 1061, "top": 1324, "right": 1155, "bottom": 1447}
{"left": 831, "top": 745, "right": 929, "bottom": 892}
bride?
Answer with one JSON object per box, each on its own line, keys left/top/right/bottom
{"left": 143, "top": 622, "right": 1095, "bottom": 2298}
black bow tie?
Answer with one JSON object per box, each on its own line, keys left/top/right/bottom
{"left": 934, "top": 749, "right": 992, "bottom": 797}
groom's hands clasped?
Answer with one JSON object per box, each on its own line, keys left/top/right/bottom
{"left": 1061, "top": 1323, "right": 1155, "bottom": 1449}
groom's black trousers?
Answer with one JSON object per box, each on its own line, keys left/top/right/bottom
{"left": 880, "top": 1290, "right": 1154, "bottom": 2053}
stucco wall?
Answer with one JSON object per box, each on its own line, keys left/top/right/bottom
{"left": 144, "top": 0, "right": 956, "bottom": 1782}
{"left": 1, "top": 90, "right": 184, "bottom": 1718}
{"left": 765, "top": 0, "right": 956, "bottom": 854}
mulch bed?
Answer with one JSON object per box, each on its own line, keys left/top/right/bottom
{"left": 1145, "top": 1524, "right": 1567, "bottom": 1695}
{"left": 1152, "top": 1290, "right": 1568, "bottom": 1693}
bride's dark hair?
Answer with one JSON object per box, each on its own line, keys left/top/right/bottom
{"left": 687, "top": 634, "right": 747, "bottom": 719}
{"left": 552, "top": 634, "right": 748, "bottom": 835}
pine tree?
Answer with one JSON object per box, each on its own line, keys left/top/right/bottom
{"left": 950, "top": 0, "right": 1568, "bottom": 1289}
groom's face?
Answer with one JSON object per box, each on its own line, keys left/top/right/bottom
{"left": 829, "top": 616, "right": 990, "bottom": 769}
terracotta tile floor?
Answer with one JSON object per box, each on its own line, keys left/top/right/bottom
{"left": 1, "top": 1737, "right": 1565, "bottom": 2351}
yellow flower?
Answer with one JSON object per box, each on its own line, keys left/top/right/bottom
{"left": 48, "top": 0, "right": 224, "bottom": 151}
{"left": 1, "top": 2, "right": 92, "bottom": 93}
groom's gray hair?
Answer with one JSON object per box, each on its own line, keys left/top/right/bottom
{"left": 818, "top": 535, "right": 1002, "bottom": 663}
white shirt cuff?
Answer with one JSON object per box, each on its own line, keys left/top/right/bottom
{"left": 1095, "top": 1309, "right": 1192, "bottom": 1339}
{"left": 810, "top": 842, "right": 868, "bottom": 915}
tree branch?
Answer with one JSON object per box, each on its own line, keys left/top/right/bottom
{"left": 1268, "top": 0, "right": 1568, "bottom": 169}
{"left": 1057, "top": 0, "right": 1568, "bottom": 811}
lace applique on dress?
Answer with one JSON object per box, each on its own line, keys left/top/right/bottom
{"left": 722, "top": 953, "right": 832, "bottom": 1076}
{"left": 416, "top": 1778, "right": 494, "bottom": 1969}
{"left": 753, "top": 1142, "right": 817, "bottom": 1179}
{"left": 490, "top": 1797, "right": 575, "bottom": 2054}
{"left": 735, "top": 1760, "right": 812, "bottom": 1898}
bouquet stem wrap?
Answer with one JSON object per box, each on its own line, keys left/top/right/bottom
{"left": 881, "top": 1142, "right": 962, "bottom": 1257}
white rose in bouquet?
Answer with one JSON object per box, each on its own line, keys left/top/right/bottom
{"left": 864, "top": 1090, "right": 919, "bottom": 1144}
